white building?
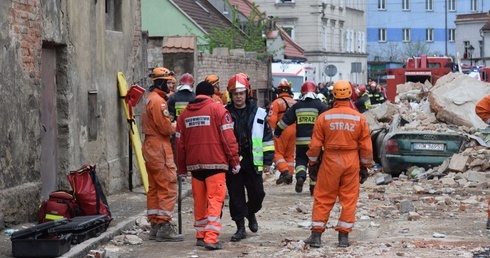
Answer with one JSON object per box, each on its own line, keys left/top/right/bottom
{"left": 254, "top": 0, "right": 367, "bottom": 84}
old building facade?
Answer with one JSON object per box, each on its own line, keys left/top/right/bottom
{"left": 0, "top": 0, "right": 145, "bottom": 225}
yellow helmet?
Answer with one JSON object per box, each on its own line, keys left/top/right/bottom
{"left": 333, "top": 80, "right": 352, "bottom": 99}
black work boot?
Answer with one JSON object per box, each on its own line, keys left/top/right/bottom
{"left": 304, "top": 231, "right": 322, "bottom": 248}
{"left": 295, "top": 177, "right": 305, "bottom": 193}
{"left": 247, "top": 213, "right": 258, "bottom": 233}
{"left": 487, "top": 219, "right": 490, "bottom": 230}
{"left": 149, "top": 222, "right": 159, "bottom": 240}
{"left": 309, "top": 184, "right": 315, "bottom": 196}
{"left": 204, "top": 241, "right": 223, "bottom": 250}
{"left": 338, "top": 232, "right": 349, "bottom": 247}
{"left": 276, "top": 170, "right": 292, "bottom": 185}
{"left": 230, "top": 219, "right": 247, "bottom": 242}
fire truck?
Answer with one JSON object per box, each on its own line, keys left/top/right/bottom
{"left": 385, "top": 55, "right": 455, "bottom": 102}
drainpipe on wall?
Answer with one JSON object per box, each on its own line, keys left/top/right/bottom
{"left": 480, "top": 29, "right": 485, "bottom": 66}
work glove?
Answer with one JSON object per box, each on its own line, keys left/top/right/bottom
{"left": 308, "top": 161, "right": 319, "bottom": 181}
{"left": 359, "top": 167, "right": 369, "bottom": 184}
{"left": 232, "top": 164, "right": 241, "bottom": 175}
{"left": 274, "top": 128, "right": 283, "bottom": 138}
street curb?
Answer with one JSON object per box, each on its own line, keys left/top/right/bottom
{"left": 63, "top": 188, "right": 192, "bottom": 258}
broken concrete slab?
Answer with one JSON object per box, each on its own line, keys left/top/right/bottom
{"left": 429, "top": 72, "right": 490, "bottom": 129}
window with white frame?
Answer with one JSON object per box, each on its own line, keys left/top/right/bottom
{"left": 426, "top": 28, "right": 434, "bottom": 42}
{"left": 360, "top": 31, "right": 365, "bottom": 52}
{"left": 357, "top": 31, "right": 362, "bottom": 52}
{"left": 378, "top": 28, "right": 386, "bottom": 42}
{"left": 426, "top": 0, "right": 433, "bottom": 11}
{"left": 402, "top": 0, "right": 410, "bottom": 10}
{"left": 448, "top": 0, "right": 455, "bottom": 11}
{"left": 471, "top": 0, "right": 477, "bottom": 11}
{"left": 345, "top": 29, "right": 351, "bottom": 52}
{"left": 378, "top": 0, "right": 386, "bottom": 10}
{"left": 402, "top": 28, "right": 411, "bottom": 42}
{"left": 282, "top": 26, "right": 295, "bottom": 40}
{"left": 340, "top": 28, "right": 344, "bottom": 52}
{"left": 448, "top": 29, "right": 455, "bottom": 42}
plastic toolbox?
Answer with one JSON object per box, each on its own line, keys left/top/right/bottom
{"left": 11, "top": 219, "right": 72, "bottom": 258}
{"left": 48, "top": 215, "right": 110, "bottom": 245}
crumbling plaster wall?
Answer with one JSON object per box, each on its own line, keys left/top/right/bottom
{"left": 0, "top": 0, "right": 144, "bottom": 226}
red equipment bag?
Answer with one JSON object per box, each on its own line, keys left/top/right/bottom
{"left": 67, "top": 164, "right": 112, "bottom": 221}
{"left": 37, "top": 190, "right": 80, "bottom": 224}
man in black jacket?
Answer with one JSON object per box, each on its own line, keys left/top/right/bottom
{"left": 225, "top": 74, "right": 274, "bottom": 242}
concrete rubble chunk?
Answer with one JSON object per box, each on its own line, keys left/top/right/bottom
{"left": 448, "top": 154, "right": 469, "bottom": 172}
{"left": 464, "top": 170, "right": 487, "bottom": 183}
{"left": 408, "top": 212, "right": 421, "bottom": 221}
{"left": 429, "top": 72, "right": 490, "bottom": 129}
{"left": 376, "top": 174, "right": 393, "bottom": 185}
{"left": 412, "top": 185, "right": 425, "bottom": 194}
{"left": 399, "top": 199, "right": 415, "bottom": 213}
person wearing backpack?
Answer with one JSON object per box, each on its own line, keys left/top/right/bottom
{"left": 175, "top": 81, "right": 240, "bottom": 250}
{"left": 267, "top": 79, "right": 297, "bottom": 185}
{"left": 274, "top": 81, "right": 328, "bottom": 195}
{"left": 142, "top": 67, "right": 183, "bottom": 242}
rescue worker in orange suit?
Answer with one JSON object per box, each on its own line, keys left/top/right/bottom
{"left": 175, "top": 81, "right": 241, "bottom": 250}
{"left": 267, "top": 78, "right": 297, "bottom": 185}
{"left": 225, "top": 74, "right": 274, "bottom": 242}
{"left": 354, "top": 84, "right": 371, "bottom": 113}
{"left": 274, "top": 81, "right": 328, "bottom": 195}
{"left": 168, "top": 73, "right": 196, "bottom": 122}
{"left": 205, "top": 74, "right": 227, "bottom": 105}
{"left": 304, "top": 80, "right": 373, "bottom": 248}
{"left": 474, "top": 94, "right": 490, "bottom": 230}
{"left": 141, "top": 67, "right": 183, "bottom": 242}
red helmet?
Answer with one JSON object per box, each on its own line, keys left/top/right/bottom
{"left": 277, "top": 78, "right": 291, "bottom": 88}
{"left": 301, "top": 81, "right": 317, "bottom": 95}
{"left": 357, "top": 84, "right": 366, "bottom": 95}
{"left": 227, "top": 74, "right": 250, "bottom": 93}
{"left": 179, "top": 73, "right": 194, "bottom": 85}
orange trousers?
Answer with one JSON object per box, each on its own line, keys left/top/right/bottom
{"left": 273, "top": 124, "right": 296, "bottom": 174}
{"left": 311, "top": 150, "right": 360, "bottom": 233}
{"left": 143, "top": 138, "right": 178, "bottom": 224}
{"left": 488, "top": 198, "right": 490, "bottom": 218}
{"left": 192, "top": 173, "right": 226, "bottom": 244}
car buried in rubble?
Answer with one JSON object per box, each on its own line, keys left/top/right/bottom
{"left": 371, "top": 114, "right": 469, "bottom": 176}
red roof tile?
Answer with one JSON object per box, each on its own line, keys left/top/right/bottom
{"left": 172, "top": 0, "right": 234, "bottom": 33}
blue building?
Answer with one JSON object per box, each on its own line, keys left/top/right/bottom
{"left": 367, "top": 0, "right": 490, "bottom": 62}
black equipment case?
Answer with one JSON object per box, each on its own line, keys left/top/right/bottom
{"left": 11, "top": 219, "right": 72, "bottom": 258}
{"left": 48, "top": 214, "right": 110, "bottom": 245}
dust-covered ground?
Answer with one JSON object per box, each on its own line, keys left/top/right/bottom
{"left": 100, "top": 172, "right": 490, "bottom": 258}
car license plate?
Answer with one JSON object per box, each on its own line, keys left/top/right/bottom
{"left": 413, "top": 143, "right": 444, "bottom": 151}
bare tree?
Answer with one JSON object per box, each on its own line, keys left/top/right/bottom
{"left": 401, "top": 41, "right": 431, "bottom": 59}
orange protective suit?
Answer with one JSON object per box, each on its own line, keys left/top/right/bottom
{"left": 476, "top": 95, "right": 490, "bottom": 124}
{"left": 141, "top": 88, "right": 177, "bottom": 224}
{"left": 475, "top": 95, "right": 490, "bottom": 219}
{"left": 175, "top": 95, "right": 240, "bottom": 245}
{"left": 267, "top": 93, "right": 297, "bottom": 174}
{"left": 306, "top": 100, "right": 373, "bottom": 234}
{"left": 213, "top": 92, "right": 224, "bottom": 105}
